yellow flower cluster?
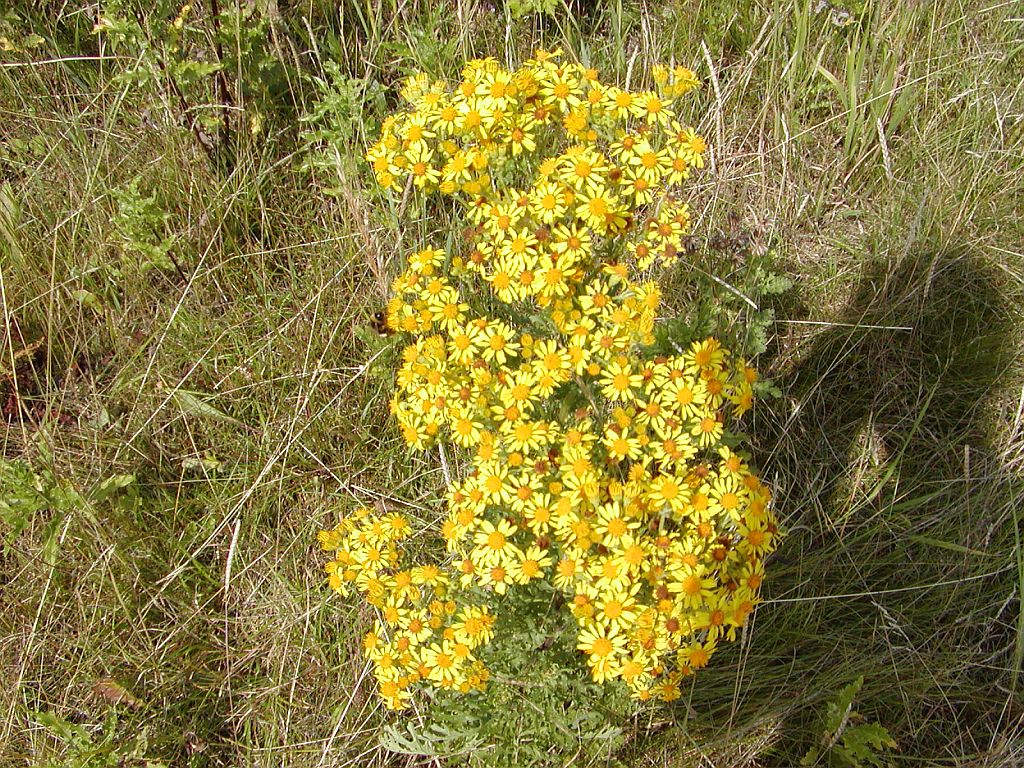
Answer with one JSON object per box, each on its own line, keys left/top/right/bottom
{"left": 319, "top": 508, "right": 494, "bottom": 709}
{"left": 322, "top": 50, "right": 780, "bottom": 709}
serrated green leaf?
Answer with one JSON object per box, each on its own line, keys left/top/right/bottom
{"left": 840, "top": 722, "right": 896, "bottom": 766}
{"left": 825, "top": 676, "right": 863, "bottom": 734}
{"left": 379, "top": 721, "right": 482, "bottom": 757}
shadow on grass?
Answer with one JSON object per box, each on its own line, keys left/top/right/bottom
{"left": 776, "top": 247, "right": 1017, "bottom": 514}
{"left": 661, "top": 248, "right": 1023, "bottom": 762}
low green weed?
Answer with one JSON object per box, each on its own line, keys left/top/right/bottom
{"left": 800, "top": 676, "right": 897, "bottom": 767}
{"left": 31, "top": 710, "right": 163, "bottom": 768}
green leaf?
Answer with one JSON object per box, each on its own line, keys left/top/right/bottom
{"left": 171, "top": 390, "right": 244, "bottom": 427}
{"left": 72, "top": 289, "right": 104, "bottom": 312}
{"left": 0, "top": 460, "right": 46, "bottom": 539}
{"left": 169, "top": 59, "right": 221, "bottom": 87}
{"left": 825, "top": 676, "right": 863, "bottom": 735}
{"left": 90, "top": 474, "right": 137, "bottom": 503}
{"left": 379, "top": 721, "right": 482, "bottom": 757}
{"left": 33, "top": 710, "right": 93, "bottom": 748}
{"left": 839, "top": 722, "right": 896, "bottom": 766}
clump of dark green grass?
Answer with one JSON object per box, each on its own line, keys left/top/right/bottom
{"left": 1, "top": 1, "right": 1022, "bottom": 766}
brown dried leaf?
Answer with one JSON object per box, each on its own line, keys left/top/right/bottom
{"left": 91, "top": 677, "right": 141, "bottom": 709}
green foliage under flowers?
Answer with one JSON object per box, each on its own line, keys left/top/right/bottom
{"left": 382, "top": 582, "right": 632, "bottom": 767}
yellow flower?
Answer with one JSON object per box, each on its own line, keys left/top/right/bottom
{"left": 593, "top": 500, "right": 639, "bottom": 546}
{"left": 538, "top": 66, "right": 583, "bottom": 113}
{"left": 576, "top": 622, "right": 627, "bottom": 683}
{"left": 480, "top": 321, "right": 520, "bottom": 365}
{"left": 478, "top": 562, "right": 515, "bottom": 594}
{"left": 603, "top": 86, "right": 636, "bottom": 121}
{"left": 575, "top": 187, "right": 627, "bottom": 233}
{"left": 500, "top": 226, "right": 540, "bottom": 263}
{"left": 600, "top": 360, "right": 643, "bottom": 401}
{"left": 662, "top": 376, "right": 708, "bottom": 420}
{"left": 501, "top": 417, "right": 550, "bottom": 454}
{"left": 451, "top": 605, "right": 496, "bottom": 648}
{"left": 670, "top": 568, "right": 717, "bottom": 610}
{"left": 553, "top": 554, "right": 582, "bottom": 590}
{"left": 647, "top": 473, "right": 689, "bottom": 516}
{"left": 669, "top": 66, "right": 700, "bottom": 97}
{"left": 334, "top": 52, "right": 780, "bottom": 711}
{"left": 471, "top": 517, "right": 522, "bottom": 567}
{"left": 378, "top": 677, "right": 414, "bottom": 710}
{"left": 560, "top": 146, "right": 609, "bottom": 193}
{"left": 505, "top": 113, "right": 537, "bottom": 155}
{"left": 619, "top": 165, "right": 657, "bottom": 205}
{"left": 528, "top": 180, "right": 569, "bottom": 223}
{"left": 629, "top": 142, "right": 670, "bottom": 185}
{"left": 511, "top": 545, "right": 553, "bottom": 583}
{"left": 668, "top": 122, "right": 707, "bottom": 167}
{"left": 603, "top": 425, "right": 642, "bottom": 462}
{"left": 678, "top": 638, "right": 717, "bottom": 672}
{"left": 631, "top": 91, "right": 673, "bottom": 125}
{"left": 420, "top": 641, "right": 464, "bottom": 686}
{"left": 593, "top": 582, "right": 641, "bottom": 633}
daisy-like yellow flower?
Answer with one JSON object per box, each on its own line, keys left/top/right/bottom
{"left": 420, "top": 641, "right": 463, "bottom": 686}
{"left": 668, "top": 121, "right": 707, "bottom": 168}
{"left": 528, "top": 179, "right": 569, "bottom": 223}
{"left": 472, "top": 517, "right": 522, "bottom": 565}
{"left": 480, "top": 321, "right": 520, "bottom": 365}
{"left": 576, "top": 623, "right": 627, "bottom": 683}
{"left": 575, "top": 187, "right": 626, "bottom": 232}
{"left": 559, "top": 146, "right": 609, "bottom": 193}
{"left": 511, "top": 545, "right": 553, "bottom": 583}
{"left": 630, "top": 141, "right": 670, "bottom": 184}
{"left": 600, "top": 360, "right": 643, "bottom": 402}
{"left": 630, "top": 91, "right": 673, "bottom": 125}
{"left": 593, "top": 582, "right": 641, "bottom": 634}
{"left": 603, "top": 86, "right": 636, "bottom": 121}
{"left": 405, "top": 144, "right": 441, "bottom": 189}
{"left": 539, "top": 65, "right": 583, "bottom": 113}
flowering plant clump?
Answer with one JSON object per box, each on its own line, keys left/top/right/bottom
{"left": 319, "top": 50, "right": 780, "bottom": 711}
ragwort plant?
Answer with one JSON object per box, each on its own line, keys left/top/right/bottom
{"left": 319, "top": 50, "right": 781, "bottom": 715}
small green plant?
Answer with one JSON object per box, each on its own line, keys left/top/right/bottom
{"left": 736, "top": 260, "right": 793, "bottom": 359}
{"left": 110, "top": 177, "right": 179, "bottom": 276}
{"left": 299, "top": 61, "right": 386, "bottom": 196}
{"left": 801, "top": 676, "right": 897, "bottom": 767}
{"left": 93, "top": 2, "right": 287, "bottom": 158}
{"left": 695, "top": 1, "right": 759, "bottom": 56}
{"left": 71, "top": 177, "right": 184, "bottom": 311}
{"left": 507, "top": 0, "right": 560, "bottom": 20}
{"left": 32, "top": 711, "right": 163, "bottom": 768}
{"left": 380, "top": 581, "right": 631, "bottom": 766}
{"left": 0, "top": 10, "right": 45, "bottom": 54}
{"left": 1, "top": 444, "right": 138, "bottom": 566}
{"left": 1, "top": 454, "right": 84, "bottom": 566}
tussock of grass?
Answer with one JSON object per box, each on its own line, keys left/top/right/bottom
{"left": 2, "top": 1, "right": 1022, "bottom": 766}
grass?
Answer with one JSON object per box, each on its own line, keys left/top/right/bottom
{"left": 1, "top": 0, "right": 1022, "bottom": 765}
